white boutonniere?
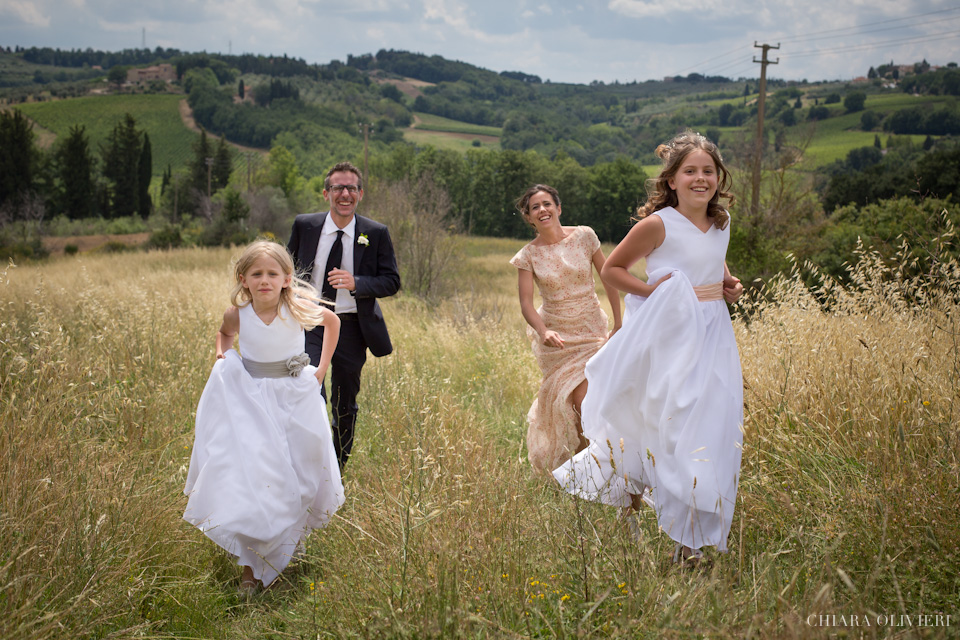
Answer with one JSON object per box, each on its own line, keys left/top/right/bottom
{"left": 357, "top": 234, "right": 369, "bottom": 246}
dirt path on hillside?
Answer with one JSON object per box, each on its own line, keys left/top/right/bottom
{"left": 178, "top": 99, "right": 267, "bottom": 155}
{"left": 372, "top": 76, "right": 434, "bottom": 100}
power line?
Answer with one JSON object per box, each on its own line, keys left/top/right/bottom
{"left": 675, "top": 6, "right": 960, "bottom": 78}
{"left": 777, "top": 5, "right": 960, "bottom": 43}
{"left": 667, "top": 44, "right": 750, "bottom": 77}
{"left": 783, "top": 29, "right": 960, "bottom": 59}
{"left": 696, "top": 55, "right": 755, "bottom": 76}
{"left": 780, "top": 13, "right": 960, "bottom": 45}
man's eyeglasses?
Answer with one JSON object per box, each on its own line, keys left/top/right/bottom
{"left": 328, "top": 184, "right": 360, "bottom": 194}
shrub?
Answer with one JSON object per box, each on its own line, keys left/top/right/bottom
{"left": 362, "top": 173, "right": 460, "bottom": 299}
{"left": 808, "top": 105, "right": 830, "bottom": 121}
{"left": 860, "top": 110, "right": 880, "bottom": 131}
{"left": 812, "top": 196, "right": 959, "bottom": 279}
{"left": 844, "top": 92, "right": 867, "bottom": 113}
{"left": 147, "top": 224, "right": 185, "bottom": 249}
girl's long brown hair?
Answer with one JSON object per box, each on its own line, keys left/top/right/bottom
{"left": 636, "top": 130, "right": 734, "bottom": 229}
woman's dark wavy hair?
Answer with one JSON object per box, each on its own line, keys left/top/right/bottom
{"left": 636, "top": 130, "right": 734, "bottom": 229}
{"left": 515, "top": 184, "right": 561, "bottom": 232}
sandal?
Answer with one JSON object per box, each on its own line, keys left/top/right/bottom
{"left": 239, "top": 578, "right": 258, "bottom": 599}
{"left": 239, "top": 566, "right": 259, "bottom": 599}
{"left": 673, "top": 543, "right": 704, "bottom": 567}
{"left": 619, "top": 506, "right": 643, "bottom": 543}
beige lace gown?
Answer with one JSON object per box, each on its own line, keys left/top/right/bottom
{"left": 510, "top": 226, "right": 609, "bottom": 472}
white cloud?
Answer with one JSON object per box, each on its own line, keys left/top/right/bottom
{"left": 421, "top": 0, "right": 519, "bottom": 46}
{"left": 0, "top": 1, "right": 52, "bottom": 27}
{"left": 606, "top": 0, "right": 673, "bottom": 19}
{"left": 0, "top": 0, "right": 957, "bottom": 84}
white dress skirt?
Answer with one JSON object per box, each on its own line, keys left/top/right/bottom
{"left": 184, "top": 303, "right": 344, "bottom": 585}
{"left": 553, "top": 207, "right": 743, "bottom": 552}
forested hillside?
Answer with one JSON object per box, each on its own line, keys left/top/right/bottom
{"left": 1, "top": 46, "right": 959, "bottom": 284}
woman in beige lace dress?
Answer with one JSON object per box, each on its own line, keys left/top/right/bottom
{"left": 510, "top": 185, "right": 622, "bottom": 473}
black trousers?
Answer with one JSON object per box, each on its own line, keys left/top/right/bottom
{"left": 305, "top": 314, "right": 367, "bottom": 469}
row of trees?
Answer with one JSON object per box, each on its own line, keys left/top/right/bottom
{"left": 1, "top": 110, "right": 153, "bottom": 223}
{"left": 18, "top": 45, "right": 182, "bottom": 69}
{"left": 819, "top": 137, "right": 960, "bottom": 213}
{"left": 0, "top": 108, "right": 236, "bottom": 226}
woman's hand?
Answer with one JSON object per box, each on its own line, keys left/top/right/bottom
{"left": 314, "top": 365, "right": 329, "bottom": 387}
{"left": 723, "top": 275, "right": 743, "bottom": 304}
{"left": 646, "top": 272, "right": 672, "bottom": 296}
{"left": 541, "top": 330, "right": 565, "bottom": 349}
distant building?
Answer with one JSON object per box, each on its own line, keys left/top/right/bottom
{"left": 126, "top": 63, "right": 176, "bottom": 85}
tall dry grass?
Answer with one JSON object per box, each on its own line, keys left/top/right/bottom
{"left": 1, "top": 223, "right": 957, "bottom": 638}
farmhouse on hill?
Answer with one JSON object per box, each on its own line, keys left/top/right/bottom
{"left": 126, "top": 63, "right": 176, "bottom": 85}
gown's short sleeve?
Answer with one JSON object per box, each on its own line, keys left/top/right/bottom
{"left": 581, "top": 226, "right": 601, "bottom": 254}
{"left": 510, "top": 245, "right": 533, "bottom": 272}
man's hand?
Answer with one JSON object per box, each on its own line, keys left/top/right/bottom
{"left": 327, "top": 268, "right": 354, "bottom": 292}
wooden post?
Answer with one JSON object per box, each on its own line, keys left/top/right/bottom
{"left": 752, "top": 42, "right": 779, "bottom": 217}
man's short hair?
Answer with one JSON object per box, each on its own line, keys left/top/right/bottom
{"left": 324, "top": 161, "right": 363, "bottom": 190}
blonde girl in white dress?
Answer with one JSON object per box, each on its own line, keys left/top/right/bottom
{"left": 184, "top": 240, "right": 344, "bottom": 595}
{"left": 554, "top": 131, "right": 744, "bottom": 564}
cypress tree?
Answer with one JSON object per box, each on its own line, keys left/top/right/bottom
{"left": 0, "top": 109, "right": 36, "bottom": 212}
{"left": 161, "top": 164, "right": 171, "bottom": 197}
{"left": 138, "top": 132, "right": 152, "bottom": 219}
{"left": 190, "top": 128, "right": 212, "bottom": 198}
{"left": 213, "top": 136, "right": 232, "bottom": 192}
{"left": 56, "top": 124, "right": 95, "bottom": 219}
{"left": 101, "top": 113, "right": 142, "bottom": 217}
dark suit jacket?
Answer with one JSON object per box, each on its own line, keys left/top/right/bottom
{"left": 288, "top": 212, "right": 401, "bottom": 357}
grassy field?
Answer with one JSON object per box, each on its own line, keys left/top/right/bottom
{"left": 2, "top": 228, "right": 958, "bottom": 638}
{"left": 401, "top": 128, "right": 501, "bottom": 152}
{"left": 684, "top": 90, "right": 950, "bottom": 169}
{"left": 403, "top": 112, "right": 502, "bottom": 151}
{"left": 794, "top": 92, "right": 950, "bottom": 168}
{"left": 0, "top": 52, "right": 103, "bottom": 89}
{"left": 15, "top": 94, "right": 199, "bottom": 176}
{"left": 412, "top": 112, "right": 503, "bottom": 137}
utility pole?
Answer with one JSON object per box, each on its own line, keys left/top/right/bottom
{"left": 752, "top": 42, "right": 779, "bottom": 217}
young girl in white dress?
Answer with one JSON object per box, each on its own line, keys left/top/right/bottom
{"left": 184, "top": 240, "right": 344, "bottom": 595}
{"left": 553, "top": 131, "right": 745, "bottom": 564}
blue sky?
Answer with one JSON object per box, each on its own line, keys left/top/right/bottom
{"left": 2, "top": 0, "right": 959, "bottom": 84}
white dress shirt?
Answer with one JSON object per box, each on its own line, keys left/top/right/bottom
{"left": 313, "top": 215, "right": 358, "bottom": 314}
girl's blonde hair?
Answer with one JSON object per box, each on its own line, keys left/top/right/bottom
{"left": 229, "top": 239, "right": 329, "bottom": 330}
{"left": 636, "top": 130, "right": 734, "bottom": 229}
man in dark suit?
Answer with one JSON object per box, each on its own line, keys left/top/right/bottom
{"left": 288, "top": 161, "right": 401, "bottom": 469}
